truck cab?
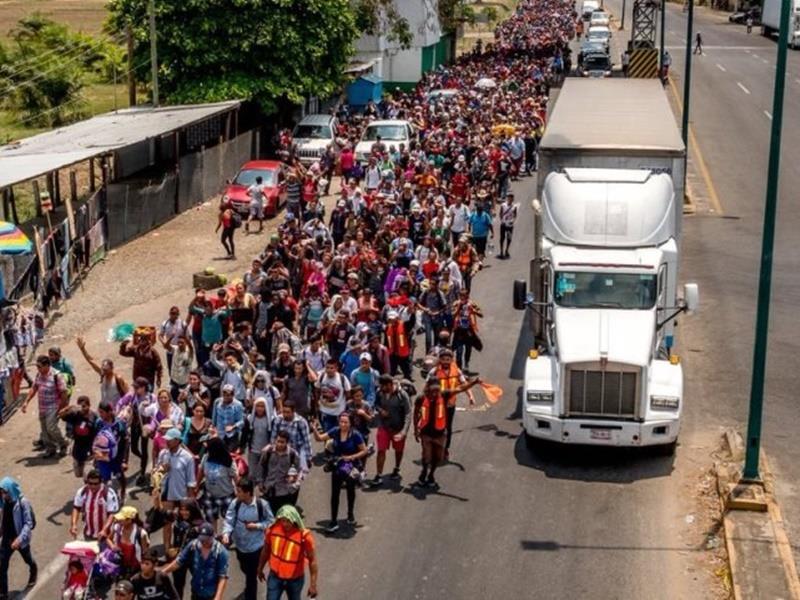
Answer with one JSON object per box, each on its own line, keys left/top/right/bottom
{"left": 514, "top": 168, "right": 698, "bottom": 452}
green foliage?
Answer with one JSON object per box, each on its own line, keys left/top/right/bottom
{"left": 353, "top": 0, "right": 412, "bottom": 48}
{"left": 438, "top": 0, "right": 477, "bottom": 32}
{"left": 108, "top": 0, "right": 359, "bottom": 113}
{"left": 0, "top": 15, "right": 92, "bottom": 127}
{"left": 483, "top": 6, "right": 500, "bottom": 24}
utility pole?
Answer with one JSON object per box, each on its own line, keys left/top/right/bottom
{"left": 659, "top": 0, "right": 666, "bottom": 69}
{"left": 621, "top": 0, "right": 627, "bottom": 29}
{"left": 148, "top": 0, "right": 159, "bottom": 107}
{"left": 126, "top": 25, "right": 136, "bottom": 106}
{"left": 680, "top": 0, "right": 694, "bottom": 146}
{"left": 743, "top": 0, "right": 792, "bottom": 481}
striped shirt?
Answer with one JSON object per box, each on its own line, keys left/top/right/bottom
{"left": 35, "top": 367, "right": 67, "bottom": 412}
{"left": 73, "top": 484, "right": 119, "bottom": 539}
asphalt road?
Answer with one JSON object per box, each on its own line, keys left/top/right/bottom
{"left": 606, "top": 0, "right": 800, "bottom": 569}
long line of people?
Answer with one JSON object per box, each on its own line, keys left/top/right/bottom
{"left": 0, "top": 0, "right": 576, "bottom": 598}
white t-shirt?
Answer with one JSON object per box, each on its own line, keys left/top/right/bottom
{"left": 448, "top": 204, "right": 470, "bottom": 233}
{"left": 316, "top": 372, "right": 351, "bottom": 416}
{"left": 500, "top": 202, "right": 519, "bottom": 226}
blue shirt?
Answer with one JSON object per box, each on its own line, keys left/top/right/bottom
{"left": 350, "top": 367, "right": 380, "bottom": 406}
{"left": 469, "top": 212, "right": 493, "bottom": 238}
{"left": 222, "top": 498, "right": 274, "bottom": 553}
{"left": 177, "top": 539, "right": 229, "bottom": 596}
{"left": 212, "top": 398, "right": 245, "bottom": 439}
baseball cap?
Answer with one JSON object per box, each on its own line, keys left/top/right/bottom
{"left": 222, "top": 384, "right": 235, "bottom": 394}
{"left": 164, "top": 428, "right": 182, "bottom": 441}
{"left": 198, "top": 522, "right": 215, "bottom": 540}
{"left": 359, "top": 352, "right": 371, "bottom": 362}
{"left": 115, "top": 580, "right": 134, "bottom": 594}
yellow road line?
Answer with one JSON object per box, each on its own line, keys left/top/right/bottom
{"left": 668, "top": 76, "right": 725, "bottom": 215}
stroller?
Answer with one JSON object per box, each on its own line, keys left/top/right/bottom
{"left": 60, "top": 540, "right": 120, "bottom": 599}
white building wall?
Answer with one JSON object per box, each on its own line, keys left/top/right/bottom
{"left": 386, "top": 47, "right": 423, "bottom": 83}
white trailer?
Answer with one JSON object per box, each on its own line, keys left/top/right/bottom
{"left": 513, "top": 79, "right": 699, "bottom": 453}
{"left": 761, "top": 0, "right": 800, "bottom": 48}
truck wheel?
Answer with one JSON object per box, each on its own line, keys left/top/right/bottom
{"left": 525, "top": 433, "right": 538, "bottom": 451}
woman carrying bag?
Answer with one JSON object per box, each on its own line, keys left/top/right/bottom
{"left": 311, "top": 412, "right": 368, "bottom": 534}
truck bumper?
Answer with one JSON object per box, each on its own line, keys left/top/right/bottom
{"left": 523, "top": 413, "right": 680, "bottom": 447}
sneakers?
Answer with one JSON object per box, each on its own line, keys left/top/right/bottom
{"left": 389, "top": 467, "right": 401, "bottom": 480}
{"left": 135, "top": 473, "right": 148, "bottom": 487}
{"left": 59, "top": 445, "right": 69, "bottom": 457}
{"left": 325, "top": 521, "right": 340, "bottom": 534}
{"left": 346, "top": 516, "right": 357, "bottom": 527}
{"left": 369, "top": 474, "right": 383, "bottom": 487}
{"left": 41, "top": 449, "right": 57, "bottom": 458}
{"left": 426, "top": 478, "right": 439, "bottom": 490}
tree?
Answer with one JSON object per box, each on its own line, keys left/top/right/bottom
{"left": 438, "top": 0, "right": 477, "bottom": 33}
{"left": 353, "top": 0, "right": 413, "bottom": 48}
{"left": 108, "top": 0, "right": 359, "bottom": 112}
{"left": 0, "top": 15, "right": 89, "bottom": 127}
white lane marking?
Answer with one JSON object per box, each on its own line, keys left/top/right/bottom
{"left": 737, "top": 81, "right": 751, "bottom": 94}
{"left": 764, "top": 110, "right": 773, "bottom": 120}
{"left": 752, "top": 53, "right": 761, "bottom": 59}
{"left": 762, "top": 58, "right": 769, "bottom": 63}
{"left": 22, "top": 554, "right": 67, "bottom": 598}
{"left": 716, "top": 63, "right": 727, "bottom": 72}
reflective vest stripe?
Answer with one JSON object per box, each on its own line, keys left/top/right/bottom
{"left": 269, "top": 528, "right": 307, "bottom": 579}
{"left": 418, "top": 396, "right": 447, "bottom": 430}
{"left": 436, "top": 364, "right": 460, "bottom": 392}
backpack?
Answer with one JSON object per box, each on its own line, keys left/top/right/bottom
{"left": 231, "top": 212, "right": 243, "bottom": 229}
{"left": 233, "top": 498, "right": 270, "bottom": 524}
{"left": 21, "top": 498, "right": 36, "bottom": 530}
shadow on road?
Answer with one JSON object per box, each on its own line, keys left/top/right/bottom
{"left": 513, "top": 434, "right": 675, "bottom": 483}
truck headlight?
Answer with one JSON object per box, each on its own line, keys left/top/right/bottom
{"left": 650, "top": 395, "right": 680, "bottom": 410}
{"left": 527, "top": 391, "right": 554, "bottom": 404}
{"left": 222, "top": 194, "right": 229, "bottom": 202}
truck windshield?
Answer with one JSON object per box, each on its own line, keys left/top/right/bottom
{"left": 554, "top": 271, "right": 656, "bottom": 309}
{"left": 584, "top": 55, "right": 610, "bottom": 70}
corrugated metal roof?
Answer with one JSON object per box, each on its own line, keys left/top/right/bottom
{"left": 0, "top": 100, "right": 240, "bottom": 188}
{"left": 540, "top": 79, "right": 685, "bottom": 155}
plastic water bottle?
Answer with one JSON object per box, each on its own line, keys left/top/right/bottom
{"left": 487, "top": 242, "right": 495, "bottom": 256}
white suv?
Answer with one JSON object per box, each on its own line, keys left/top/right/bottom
{"left": 355, "top": 120, "right": 416, "bottom": 163}
{"left": 293, "top": 114, "right": 338, "bottom": 165}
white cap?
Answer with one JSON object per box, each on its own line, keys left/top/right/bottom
{"left": 359, "top": 352, "right": 372, "bottom": 361}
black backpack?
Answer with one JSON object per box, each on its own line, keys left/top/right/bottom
{"left": 233, "top": 498, "right": 269, "bottom": 523}
{"left": 231, "top": 212, "right": 243, "bottom": 229}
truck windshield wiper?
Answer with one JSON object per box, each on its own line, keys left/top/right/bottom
{"left": 590, "top": 301, "right": 624, "bottom": 308}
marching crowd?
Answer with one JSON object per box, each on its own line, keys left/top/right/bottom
{"left": 0, "top": 0, "right": 576, "bottom": 598}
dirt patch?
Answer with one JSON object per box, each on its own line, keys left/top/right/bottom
{"left": 0, "top": 0, "right": 108, "bottom": 39}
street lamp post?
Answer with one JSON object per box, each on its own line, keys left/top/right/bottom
{"left": 659, "top": 0, "right": 666, "bottom": 70}
{"left": 680, "top": 0, "right": 694, "bottom": 146}
{"left": 743, "top": 0, "right": 792, "bottom": 481}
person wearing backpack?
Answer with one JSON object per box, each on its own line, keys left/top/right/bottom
{"left": 0, "top": 477, "right": 37, "bottom": 598}
{"left": 216, "top": 200, "right": 238, "bottom": 260}
{"left": 162, "top": 522, "right": 229, "bottom": 600}
{"left": 260, "top": 431, "right": 303, "bottom": 513}
{"left": 221, "top": 477, "right": 273, "bottom": 600}
{"left": 70, "top": 469, "right": 119, "bottom": 541}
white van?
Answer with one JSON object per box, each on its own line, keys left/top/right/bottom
{"left": 582, "top": 0, "right": 601, "bottom": 19}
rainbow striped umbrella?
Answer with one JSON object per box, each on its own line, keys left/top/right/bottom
{"left": 0, "top": 222, "right": 33, "bottom": 255}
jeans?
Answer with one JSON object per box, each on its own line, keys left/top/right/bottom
{"left": 221, "top": 226, "right": 236, "bottom": 257}
{"left": 500, "top": 224, "right": 513, "bottom": 254}
{"left": 38, "top": 409, "right": 66, "bottom": 451}
{"left": 0, "top": 543, "right": 37, "bottom": 595}
{"left": 453, "top": 329, "right": 473, "bottom": 370}
{"left": 235, "top": 547, "right": 262, "bottom": 600}
{"left": 422, "top": 314, "right": 443, "bottom": 354}
{"left": 267, "top": 572, "right": 304, "bottom": 600}
{"left": 330, "top": 470, "right": 356, "bottom": 522}
{"left": 320, "top": 413, "right": 338, "bottom": 432}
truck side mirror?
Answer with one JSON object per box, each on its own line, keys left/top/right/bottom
{"left": 683, "top": 283, "right": 699, "bottom": 314}
{"left": 513, "top": 279, "right": 528, "bottom": 310}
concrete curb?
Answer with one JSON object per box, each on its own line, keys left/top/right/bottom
{"left": 717, "top": 429, "right": 800, "bottom": 600}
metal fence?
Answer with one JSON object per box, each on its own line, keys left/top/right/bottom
{"left": 106, "top": 130, "right": 254, "bottom": 248}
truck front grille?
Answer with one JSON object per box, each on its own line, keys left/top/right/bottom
{"left": 567, "top": 365, "right": 638, "bottom": 419}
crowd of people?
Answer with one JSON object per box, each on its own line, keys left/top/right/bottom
{"left": 0, "top": 0, "right": 577, "bottom": 598}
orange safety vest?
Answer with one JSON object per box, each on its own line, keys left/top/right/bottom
{"left": 435, "top": 362, "right": 461, "bottom": 393}
{"left": 267, "top": 523, "right": 313, "bottom": 580}
{"left": 417, "top": 394, "right": 447, "bottom": 431}
{"left": 455, "top": 247, "right": 473, "bottom": 273}
{"left": 386, "top": 321, "right": 410, "bottom": 358}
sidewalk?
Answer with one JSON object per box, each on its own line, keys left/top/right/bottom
{"left": 0, "top": 187, "right": 336, "bottom": 596}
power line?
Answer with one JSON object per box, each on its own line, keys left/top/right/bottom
{"left": 1, "top": 36, "right": 129, "bottom": 96}
{"left": 0, "top": 32, "right": 127, "bottom": 79}
{"left": 13, "top": 56, "right": 151, "bottom": 127}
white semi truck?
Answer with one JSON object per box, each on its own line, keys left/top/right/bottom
{"left": 513, "top": 79, "right": 699, "bottom": 453}
{"left": 761, "top": 0, "right": 800, "bottom": 48}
